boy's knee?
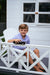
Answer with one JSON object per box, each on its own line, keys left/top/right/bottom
{"left": 33, "top": 48, "right": 40, "bottom": 57}
{"left": 33, "top": 48, "right": 39, "bottom": 54}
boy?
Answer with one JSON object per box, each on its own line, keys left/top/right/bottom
{"left": 8, "top": 24, "right": 44, "bottom": 72}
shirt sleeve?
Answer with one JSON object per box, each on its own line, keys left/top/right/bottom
{"left": 27, "top": 38, "right": 30, "bottom": 44}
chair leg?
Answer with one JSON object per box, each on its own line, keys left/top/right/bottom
{"left": 18, "top": 61, "right": 22, "bottom": 69}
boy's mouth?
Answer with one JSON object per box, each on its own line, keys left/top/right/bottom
{"left": 22, "top": 34, "right": 26, "bottom": 36}
{"left": 23, "top": 33, "right": 25, "bottom": 34}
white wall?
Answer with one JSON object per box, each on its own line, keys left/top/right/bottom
{"left": 7, "top": 0, "right": 50, "bottom": 56}
{"left": 7, "top": 0, "right": 23, "bottom": 29}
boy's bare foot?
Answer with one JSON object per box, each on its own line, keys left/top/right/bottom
{"left": 34, "top": 66, "right": 43, "bottom": 72}
{"left": 37, "top": 63, "right": 45, "bottom": 71}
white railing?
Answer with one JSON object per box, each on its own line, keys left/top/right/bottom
{"left": 0, "top": 42, "right": 50, "bottom": 75}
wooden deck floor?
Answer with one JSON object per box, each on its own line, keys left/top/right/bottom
{"left": 0, "top": 58, "right": 48, "bottom": 75}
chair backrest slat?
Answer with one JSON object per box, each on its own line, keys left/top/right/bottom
{"left": 3, "top": 28, "right": 18, "bottom": 42}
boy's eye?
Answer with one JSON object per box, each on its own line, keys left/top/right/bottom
{"left": 20, "top": 29, "right": 27, "bottom": 31}
{"left": 21, "top": 30, "right": 23, "bottom": 31}
{"left": 24, "top": 30, "right": 26, "bottom": 31}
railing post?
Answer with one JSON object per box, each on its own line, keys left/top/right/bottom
{"left": 27, "top": 46, "right": 29, "bottom": 70}
{"left": 48, "top": 49, "right": 50, "bottom": 75}
{"left": 7, "top": 44, "right": 10, "bottom": 67}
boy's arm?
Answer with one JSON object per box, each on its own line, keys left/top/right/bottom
{"left": 8, "top": 39, "right": 21, "bottom": 43}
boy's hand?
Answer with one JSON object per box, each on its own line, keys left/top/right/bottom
{"left": 13, "top": 39, "right": 25, "bottom": 45}
{"left": 8, "top": 39, "right": 21, "bottom": 43}
{"left": 14, "top": 39, "right": 21, "bottom": 43}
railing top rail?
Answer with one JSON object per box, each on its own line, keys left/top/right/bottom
{"left": 0, "top": 42, "right": 50, "bottom": 48}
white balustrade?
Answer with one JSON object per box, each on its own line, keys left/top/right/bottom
{"left": 0, "top": 42, "right": 50, "bottom": 75}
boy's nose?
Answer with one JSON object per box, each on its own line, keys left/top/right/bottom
{"left": 23, "top": 30, "right": 25, "bottom": 32}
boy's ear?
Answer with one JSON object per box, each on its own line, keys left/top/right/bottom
{"left": 25, "top": 29, "right": 28, "bottom": 32}
{"left": 19, "top": 30, "right": 20, "bottom": 32}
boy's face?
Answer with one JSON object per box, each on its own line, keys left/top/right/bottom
{"left": 19, "top": 29, "right": 28, "bottom": 37}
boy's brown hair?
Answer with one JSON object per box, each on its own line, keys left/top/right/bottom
{"left": 19, "top": 24, "right": 28, "bottom": 31}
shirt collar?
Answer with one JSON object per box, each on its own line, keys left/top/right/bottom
{"left": 19, "top": 33, "right": 26, "bottom": 40}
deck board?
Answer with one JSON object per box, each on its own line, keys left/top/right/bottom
{"left": 0, "top": 58, "right": 48, "bottom": 75}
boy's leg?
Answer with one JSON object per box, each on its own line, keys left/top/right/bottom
{"left": 25, "top": 52, "right": 43, "bottom": 72}
{"left": 33, "top": 48, "right": 44, "bottom": 70}
{"left": 33, "top": 48, "right": 40, "bottom": 58}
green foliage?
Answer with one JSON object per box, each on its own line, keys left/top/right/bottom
{"left": 2, "top": 38, "right": 5, "bottom": 42}
{"left": 0, "top": 34, "right": 5, "bottom": 42}
{"left": 0, "top": 4, "right": 1, "bottom": 9}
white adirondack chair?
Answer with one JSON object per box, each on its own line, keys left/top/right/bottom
{"left": 3, "top": 28, "right": 18, "bottom": 42}
{"left": 0, "top": 28, "right": 27, "bottom": 69}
